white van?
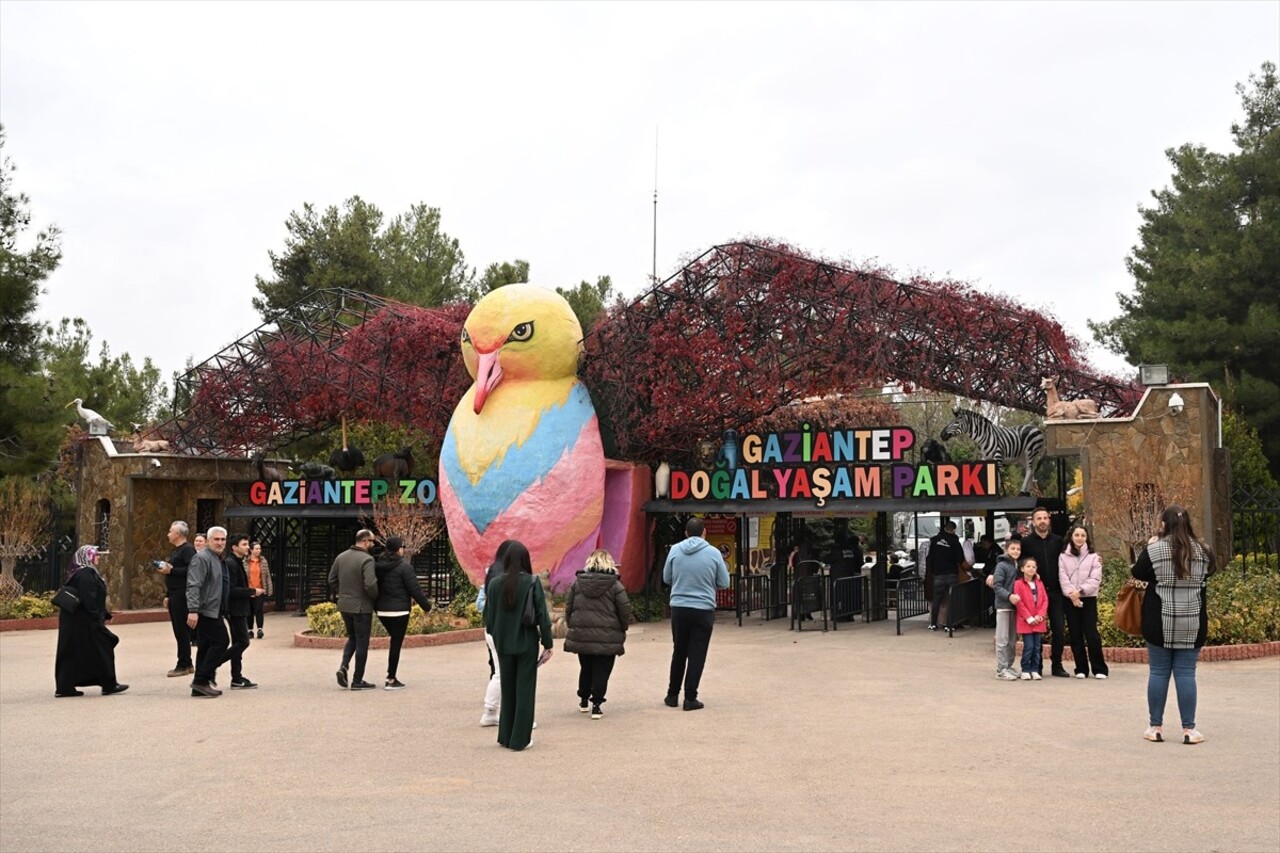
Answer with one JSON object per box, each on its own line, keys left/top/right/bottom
{"left": 893, "top": 512, "right": 1011, "bottom": 555}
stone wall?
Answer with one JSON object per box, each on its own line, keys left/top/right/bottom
{"left": 74, "top": 438, "right": 259, "bottom": 610}
{"left": 1044, "top": 384, "right": 1228, "bottom": 561}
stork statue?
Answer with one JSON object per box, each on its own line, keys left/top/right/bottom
{"left": 66, "top": 398, "right": 113, "bottom": 434}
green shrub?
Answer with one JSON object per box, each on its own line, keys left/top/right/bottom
{"left": 1097, "top": 555, "right": 1280, "bottom": 648}
{"left": 0, "top": 593, "right": 57, "bottom": 620}
{"left": 629, "top": 587, "right": 668, "bottom": 623}
{"left": 305, "top": 599, "right": 481, "bottom": 638}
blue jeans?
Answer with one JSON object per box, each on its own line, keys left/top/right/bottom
{"left": 1019, "top": 632, "right": 1042, "bottom": 674}
{"left": 1147, "top": 643, "right": 1200, "bottom": 729}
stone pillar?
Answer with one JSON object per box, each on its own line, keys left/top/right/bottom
{"left": 1043, "top": 384, "right": 1228, "bottom": 561}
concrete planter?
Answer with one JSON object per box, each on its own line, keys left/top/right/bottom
{"left": 0, "top": 608, "right": 172, "bottom": 632}
{"left": 293, "top": 627, "right": 485, "bottom": 649}
{"left": 1002, "top": 639, "right": 1280, "bottom": 663}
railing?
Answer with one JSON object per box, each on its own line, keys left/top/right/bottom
{"left": 828, "top": 574, "right": 867, "bottom": 628}
{"left": 1231, "top": 486, "right": 1280, "bottom": 576}
{"left": 894, "top": 575, "right": 929, "bottom": 635}
{"left": 943, "top": 578, "right": 985, "bottom": 637}
{"left": 11, "top": 534, "right": 74, "bottom": 596}
{"left": 790, "top": 576, "right": 827, "bottom": 632}
{"left": 734, "top": 573, "right": 773, "bottom": 626}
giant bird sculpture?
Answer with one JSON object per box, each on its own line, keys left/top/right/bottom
{"left": 66, "top": 398, "right": 113, "bottom": 432}
{"left": 439, "top": 284, "right": 605, "bottom": 591}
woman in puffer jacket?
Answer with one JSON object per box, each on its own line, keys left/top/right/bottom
{"left": 564, "top": 549, "right": 630, "bottom": 720}
{"left": 373, "top": 537, "right": 433, "bottom": 690}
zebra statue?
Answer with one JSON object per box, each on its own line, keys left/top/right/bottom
{"left": 939, "top": 408, "right": 1045, "bottom": 495}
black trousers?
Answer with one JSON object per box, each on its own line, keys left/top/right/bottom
{"left": 377, "top": 614, "right": 410, "bottom": 679}
{"left": 340, "top": 611, "right": 373, "bottom": 682}
{"left": 931, "top": 573, "right": 958, "bottom": 627}
{"left": 496, "top": 648, "right": 538, "bottom": 750}
{"left": 166, "top": 591, "right": 193, "bottom": 668}
{"left": 193, "top": 614, "right": 229, "bottom": 686}
{"left": 1065, "top": 597, "right": 1109, "bottom": 676}
{"left": 1045, "top": 590, "right": 1067, "bottom": 668}
{"left": 668, "top": 607, "right": 716, "bottom": 700}
{"left": 248, "top": 597, "right": 266, "bottom": 631}
{"left": 576, "top": 654, "right": 618, "bottom": 705}
{"left": 225, "top": 614, "right": 250, "bottom": 680}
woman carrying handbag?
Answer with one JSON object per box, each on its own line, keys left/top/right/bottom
{"left": 54, "top": 545, "right": 129, "bottom": 698}
{"left": 1131, "top": 505, "right": 1216, "bottom": 745}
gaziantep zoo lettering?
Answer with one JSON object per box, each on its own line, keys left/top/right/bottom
{"left": 249, "top": 478, "right": 438, "bottom": 507}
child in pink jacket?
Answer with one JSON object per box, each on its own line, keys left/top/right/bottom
{"left": 1059, "top": 524, "right": 1108, "bottom": 679}
{"left": 1012, "top": 556, "right": 1049, "bottom": 680}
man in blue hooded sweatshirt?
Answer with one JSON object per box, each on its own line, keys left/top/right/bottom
{"left": 662, "top": 517, "right": 731, "bottom": 711}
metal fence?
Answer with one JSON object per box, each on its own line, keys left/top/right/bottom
{"left": 828, "top": 575, "right": 867, "bottom": 627}
{"left": 11, "top": 534, "right": 75, "bottom": 596}
{"left": 894, "top": 576, "right": 929, "bottom": 635}
{"left": 734, "top": 573, "right": 773, "bottom": 626}
{"left": 790, "top": 576, "right": 827, "bottom": 631}
{"left": 1231, "top": 486, "right": 1280, "bottom": 575}
{"left": 943, "top": 578, "right": 985, "bottom": 637}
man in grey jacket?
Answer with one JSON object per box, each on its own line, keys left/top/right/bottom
{"left": 328, "top": 529, "right": 378, "bottom": 690}
{"left": 186, "top": 526, "right": 231, "bottom": 698}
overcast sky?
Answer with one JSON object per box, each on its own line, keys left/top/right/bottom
{"left": 3, "top": 1, "right": 1277, "bottom": 396}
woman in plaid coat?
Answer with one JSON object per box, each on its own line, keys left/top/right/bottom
{"left": 1131, "top": 505, "right": 1216, "bottom": 746}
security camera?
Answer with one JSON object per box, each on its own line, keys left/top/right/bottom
{"left": 1168, "top": 392, "right": 1185, "bottom": 416}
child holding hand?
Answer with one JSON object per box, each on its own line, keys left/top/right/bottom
{"left": 1013, "top": 555, "right": 1049, "bottom": 680}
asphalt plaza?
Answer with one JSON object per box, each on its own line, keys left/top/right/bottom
{"left": 1, "top": 612, "right": 1277, "bottom": 853}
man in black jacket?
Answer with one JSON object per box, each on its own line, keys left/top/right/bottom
{"left": 224, "top": 533, "right": 263, "bottom": 690}
{"left": 1021, "top": 507, "right": 1068, "bottom": 676}
{"left": 926, "top": 520, "right": 964, "bottom": 630}
{"left": 158, "top": 521, "right": 196, "bottom": 677}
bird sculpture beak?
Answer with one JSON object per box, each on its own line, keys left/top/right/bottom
{"left": 472, "top": 350, "right": 503, "bottom": 414}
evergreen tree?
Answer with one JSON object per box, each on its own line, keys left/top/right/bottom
{"left": 0, "top": 126, "right": 64, "bottom": 475}
{"left": 1091, "top": 62, "right": 1280, "bottom": 474}
{"left": 252, "top": 197, "right": 500, "bottom": 319}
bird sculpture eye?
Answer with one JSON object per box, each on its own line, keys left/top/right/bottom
{"left": 460, "top": 328, "right": 471, "bottom": 344}
{"left": 507, "top": 322, "right": 535, "bottom": 343}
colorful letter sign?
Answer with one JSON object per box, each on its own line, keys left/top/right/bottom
{"left": 249, "top": 478, "right": 437, "bottom": 507}
{"left": 666, "top": 425, "right": 1001, "bottom": 507}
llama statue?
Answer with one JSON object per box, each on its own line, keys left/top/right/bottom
{"left": 1040, "top": 377, "right": 1100, "bottom": 420}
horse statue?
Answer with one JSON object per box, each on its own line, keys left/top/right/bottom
{"left": 940, "top": 408, "right": 1044, "bottom": 495}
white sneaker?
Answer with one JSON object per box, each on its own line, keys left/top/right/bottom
{"left": 997, "top": 670, "right": 1019, "bottom": 681}
{"left": 1075, "top": 673, "right": 1086, "bottom": 679}
{"left": 479, "top": 713, "right": 498, "bottom": 727}
{"left": 1144, "top": 726, "right": 1164, "bottom": 742}
{"left": 1020, "top": 672, "right": 1032, "bottom": 681}
{"left": 1031, "top": 672, "right": 1043, "bottom": 680}
{"left": 1094, "top": 673, "right": 1108, "bottom": 680}
{"left": 1183, "top": 729, "right": 1205, "bottom": 745}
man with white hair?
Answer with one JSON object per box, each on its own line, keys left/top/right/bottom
{"left": 186, "top": 527, "right": 231, "bottom": 697}
{"left": 158, "top": 520, "right": 196, "bottom": 677}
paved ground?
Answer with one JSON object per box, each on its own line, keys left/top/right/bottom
{"left": 2, "top": 612, "right": 1278, "bottom": 853}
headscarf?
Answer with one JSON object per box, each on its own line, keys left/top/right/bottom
{"left": 68, "top": 545, "right": 99, "bottom": 578}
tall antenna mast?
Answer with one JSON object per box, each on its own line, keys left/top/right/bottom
{"left": 651, "top": 125, "right": 659, "bottom": 286}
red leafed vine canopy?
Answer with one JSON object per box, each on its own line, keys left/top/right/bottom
{"left": 166, "top": 240, "right": 1139, "bottom": 460}
{"left": 582, "top": 241, "right": 1140, "bottom": 464}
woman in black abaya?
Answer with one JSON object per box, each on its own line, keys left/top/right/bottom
{"left": 54, "top": 545, "right": 128, "bottom": 698}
